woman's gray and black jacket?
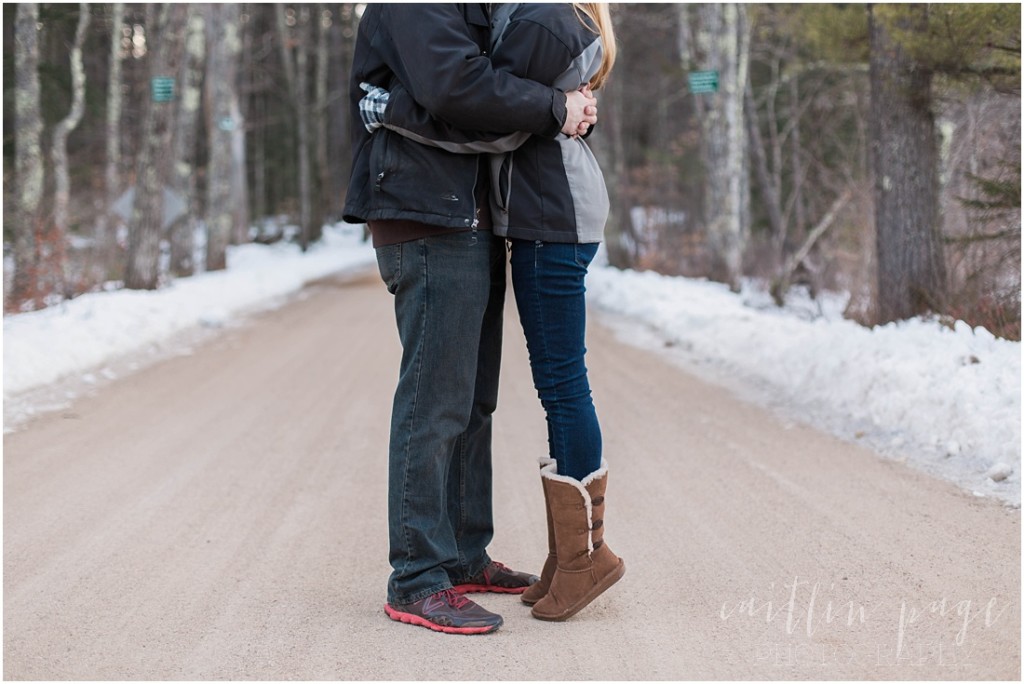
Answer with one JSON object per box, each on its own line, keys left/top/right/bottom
{"left": 380, "top": 3, "right": 610, "bottom": 244}
{"left": 341, "top": 4, "right": 569, "bottom": 231}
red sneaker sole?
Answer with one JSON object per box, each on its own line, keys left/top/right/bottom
{"left": 452, "top": 584, "right": 529, "bottom": 595}
{"left": 383, "top": 604, "right": 501, "bottom": 635}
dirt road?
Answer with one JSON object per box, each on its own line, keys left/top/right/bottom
{"left": 4, "top": 267, "right": 1020, "bottom": 680}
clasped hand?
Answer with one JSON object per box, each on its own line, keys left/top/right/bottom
{"left": 561, "top": 86, "right": 598, "bottom": 138}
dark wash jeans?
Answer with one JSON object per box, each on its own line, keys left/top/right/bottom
{"left": 375, "top": 231, "right": 506, "bottom": 605}
{"left": 509, "top": 239, "right": 602, "bottom": 481}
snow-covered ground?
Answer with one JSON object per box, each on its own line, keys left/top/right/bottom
{"left": 587, "top": 255, "right": 1021, "bottom": 506}
{"left": 3, "top": 223, "right": 376, "bottom": 411}
{"left": 3, "top": 228, "right": 1020, "bottom": 505}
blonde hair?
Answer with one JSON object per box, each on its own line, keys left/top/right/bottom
{"left": 572, "top": 3, "right": 617, "bottom": 90}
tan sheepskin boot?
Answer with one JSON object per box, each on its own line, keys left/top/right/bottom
{"left": 521, "top": 458, "right": 557, "bottom": 606}
{"left": 531, "top": 460, "right": 625, "bottom": 621}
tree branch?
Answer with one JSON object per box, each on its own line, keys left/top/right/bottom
{"left": 771, "top": 189, "right": 852, "bottom": 305}
{"left": 943, "top": 229, "right": 1020, "bottom": 245}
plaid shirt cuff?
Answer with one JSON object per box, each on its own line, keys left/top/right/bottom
{"left": 359, "top": 82, "right": 389, "bottom": 133}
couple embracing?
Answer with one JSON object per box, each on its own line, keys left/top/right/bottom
{"left": 343, "top": 3, "right": 624, "bottom": 635}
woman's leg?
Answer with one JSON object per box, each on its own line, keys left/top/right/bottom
{"left": 509, "top": 239, "right": 601, "bottom": 480}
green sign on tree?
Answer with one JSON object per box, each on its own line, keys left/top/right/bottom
{"left": 688, "top": 70, "right": 719, "bottom": 94}
{"left": 151, "top": 77, "right": 175, "bottom": 103}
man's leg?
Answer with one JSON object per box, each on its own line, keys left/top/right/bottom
{"left": 443, "top": 234, "right": 541, "bottom": 596}
{"left": 376, "top": 232, "right": 494, "bottom": 606}
{"left": 444, "top": 232, "right": 505, "bottom": 581}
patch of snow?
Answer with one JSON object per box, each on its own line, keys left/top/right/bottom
{"left": 586, "top": 260, "right": 1021, "bottom": 506}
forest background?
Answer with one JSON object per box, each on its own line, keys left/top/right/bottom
{"left": 4, "top": 3, "right": 1021, "bottom": 338}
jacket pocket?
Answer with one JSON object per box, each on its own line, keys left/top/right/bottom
{"left": 495, "top": 153, "right": 514, "bottom": 213}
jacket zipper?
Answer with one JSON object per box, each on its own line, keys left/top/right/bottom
{"left": 373, "top": 134, "right": 390, "bottom": 191}
{"left": 470, "top": 160, "right": 480, "bottom": 244}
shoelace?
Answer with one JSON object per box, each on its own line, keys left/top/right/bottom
{"left": 440, "top": 588, "right": 472, "bottom": 609}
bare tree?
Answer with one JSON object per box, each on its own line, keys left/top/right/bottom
{"left": 239, "top": 6, "right": 281, "bottom": 242}
{"left": 744, "top": 81, "right": 784, "bottom": 253}
{"left": 589, "top": 63, "right": 634, "bottom": 268}
{"left": 169, "top": 8, "right": 206, "bottom": 276}
{"left": 101, "top": 2, "right": 125, "bottom": 251}
{"left": 771, "top": 190, "right": 852, "bottom": 304}
{"left": 124, "top": 3, "right": 188, "bottom": 290}
{"left": 277, "top": 4, "right": 314, "bottom": 250}
{"left": 868, "top": 5, "right": 947, "bottom": 322}
{"left": 331, "top": 3, "right": 359, "bottom": 207}
{"left": 11, "top": 3, "right": 45, "bottom": 307}
{"left": 243, "top": 6, "right": 268, "bottom": 228}
{"left": 315, "top": 4, "right": 331, "bottom": 221}
{"left": 680, "top": 3, "right": 751, "bottom": 291}
{"left": 50, "top": 3, "right": 91, "bottom": 277}
{"left": 206, "top": 3, "right": 247, "bottom": 271}
{"left": 742, "top": 5, "right": 873, "bottom": 302}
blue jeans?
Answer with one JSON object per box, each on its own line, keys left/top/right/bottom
{"left": 375, "top": 231, "right": 506, "bottom": 605}
{"left": 509, "top": 239, "right": 602, "bottom": 481}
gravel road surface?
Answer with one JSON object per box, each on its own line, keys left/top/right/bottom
{"left": 4, "top": 268, "right": 1019, "bottom": 680}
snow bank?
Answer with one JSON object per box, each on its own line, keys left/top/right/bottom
{"left": 3, "top": 223, "right": 375, "bottom": 398}
{"left": 586, "top": 265, "right": 1021, "bottom": 504}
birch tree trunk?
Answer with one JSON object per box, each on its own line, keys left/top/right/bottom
{"left": 169, "top": 8, "right": 205, "bottom": 276}
{"left": 12, "top": 3, "right": 45, "bottom": 307}
{"left": 868, "top": 5, "right": 947, "bottom": 322}
{"left": 680, "top": 3, "right": 751, "bottom": 291}
{"left": 206, "top": 3, "right": 246, "bottom": 270}
{"left": 124, "top": 3, "right": 188, "bottom": 290}
{"left": 229, "top": 93, "right": 250, "bottom": 247}
{"left": 50, "top": 3, "right": 91, "bottom": 268}
{"left": 101, "top": 2, "right": 125, "bottom": 251}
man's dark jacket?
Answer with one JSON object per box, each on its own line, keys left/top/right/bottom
{"left": 342, "top": 4, "right": 567, "bottom": 230}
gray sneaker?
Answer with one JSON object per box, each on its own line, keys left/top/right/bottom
{"left": 384, "top": 589, "right": 503, "bottom": 635}
{"left": 453, "top": 561, "right": 539, "bottom": 595}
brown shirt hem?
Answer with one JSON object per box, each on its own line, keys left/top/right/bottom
{"left": 368, "top": 220, "right": 469, "bottom": 248}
